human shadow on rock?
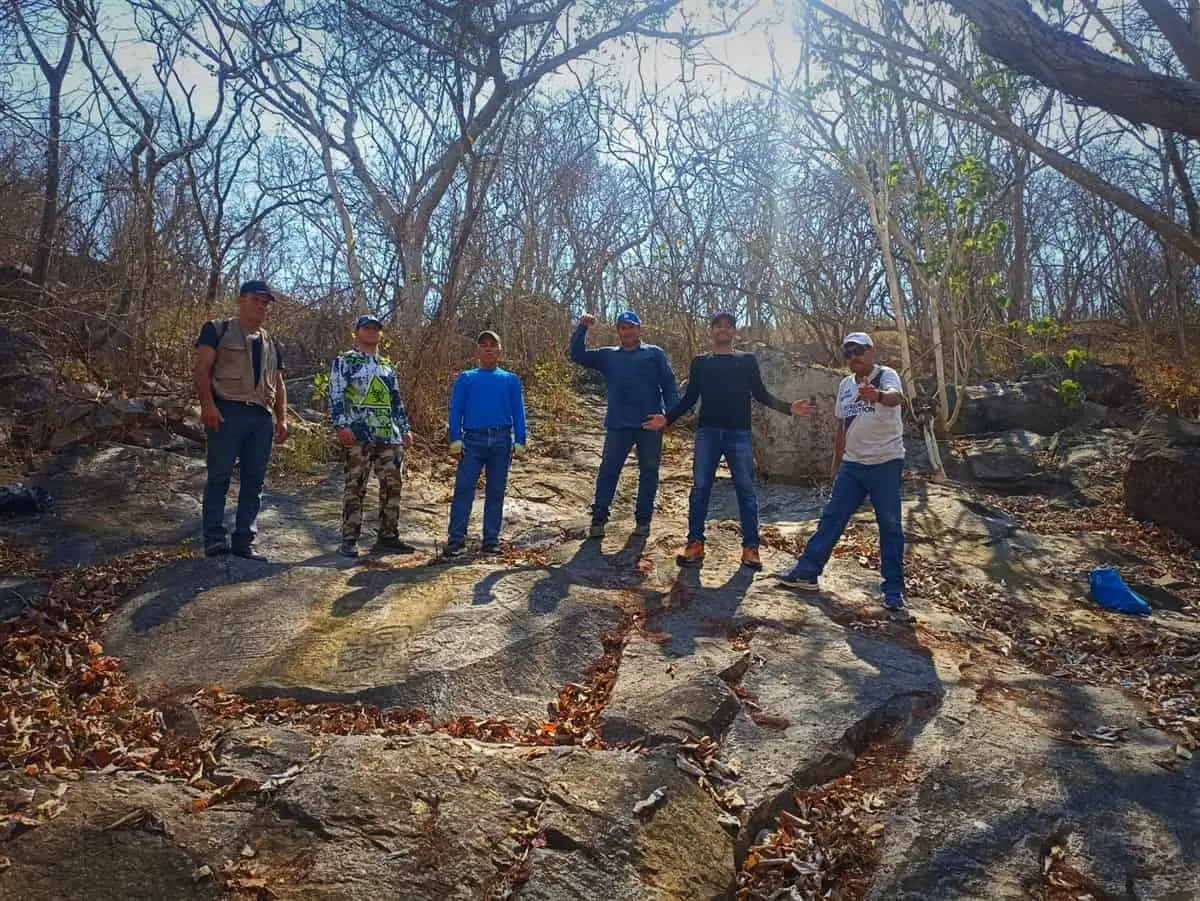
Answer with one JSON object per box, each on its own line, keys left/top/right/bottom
{"left": 643, "top": 565, "right": 756, "bottom": 658}
{"left": 470, "top": 532, "right": 650, "bottom": 612}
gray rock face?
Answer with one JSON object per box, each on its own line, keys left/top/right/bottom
{"left": 953, "top": 378, "right": 1074, "bottom": 436}
{"left": 945, "top": 430, "right": 1054, "bottom": 492}
{"left": 1125, "top": 415, "right": 1200, "bottom": 546}
{"left": 107, "top": 558, "right": 622, "bottom": 723}
{"left": 869, "top": 672, "right": 1200, "bottom": 901}
{"left": 0, "top": 576, "right": 47, "bottom": 621}
{"left": 258, "top": 735, "right": 735, "bottom": 901}
{"left": 748, "top": 345, "right": 844, "bottom": 483}
{"left": 8, "top": 400, "right": 1200, "bottom": 900}
{"left": 0, "top": 325, "right": 55, "bottom": 417}
{"left": 0, "top": 443, "right": 206, "bottom": 566}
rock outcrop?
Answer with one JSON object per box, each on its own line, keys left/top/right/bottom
{"left": 1125, "top": 414, "right": 1200, "bottom": 545}
{"left": 749, "top": 345, "right": 843, "bottom": 483}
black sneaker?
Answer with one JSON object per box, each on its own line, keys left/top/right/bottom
{"left": 231, "top": 547, "right": 268, "bottom": 562}
{"left": 204, "top": 544, "right": 230, "bottom": 558}
{"left": 339, "top": 541, "right": 360, "bottom": 559}
{"left": 442, "top": 543, "right": 467, "bottom": 559}
{"left": 373, "top": 536, "right": 416, "bottom": 554}
{"left": 480, "top": 543, "right": 501, "bottom": 555}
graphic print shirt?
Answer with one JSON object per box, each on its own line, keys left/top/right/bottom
{"left": 835, "top": 365, "right": 905, "bottom": 465}
{"left": 328, "top": 349, "right": 411, "bottom": 444}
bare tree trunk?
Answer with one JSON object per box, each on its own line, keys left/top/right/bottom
{"left": 14, "top": 7, "right": 77, "bottom": 288}
{"left": 319, "top": 138, "right": 367, "bottom": 315}
{"left": 1009, "top": 148, "right": 1030, "bottom": 320}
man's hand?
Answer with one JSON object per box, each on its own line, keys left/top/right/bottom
{"left": 449, "top": 440, "right": 463, "bottom": 460}
{"left": 402, "top": 431, "right": 413, "bottom": 448}
{"left": 642, "top": 414, "right": 667, "bottom": 431}
{"left": 274, "top": 418, "right": 289, "bottom": 444}
{"left": 790, "top": 399, "right": 815, "bottom": 417}
{"left": 201, "top": 403, "right": 223, "bottom": 430}
{"left": 857, "top": 383, "right": 881, "bottom": 404}
{"left": 336, "top": 427, "right": 356, "bottom": 448}
{"left": 578, "top": 313, "right": 596, "bottom": 327}
{"left": 513, "top": 443, "right": 526, "bottom": 460}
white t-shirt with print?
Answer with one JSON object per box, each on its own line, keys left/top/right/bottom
{"left": 835, "top": 365, "right": 905, "bottom": 465}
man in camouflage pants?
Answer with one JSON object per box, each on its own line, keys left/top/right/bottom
{"left": 329, "top": 314, "right": 415, "bottom": 558}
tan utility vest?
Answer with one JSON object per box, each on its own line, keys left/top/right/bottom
{"left": 210, "top": 319, "right": 278, "bottom": 414}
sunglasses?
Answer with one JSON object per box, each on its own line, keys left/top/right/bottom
{"left": 842, "top": 344, "right": 869, "bottom": 359}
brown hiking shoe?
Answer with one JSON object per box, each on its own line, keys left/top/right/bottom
{"left": 741, "top": 547, "right": 762, "bottom": 570}
{"left": 675, "top": 541, "right": 705, "bottom": 566}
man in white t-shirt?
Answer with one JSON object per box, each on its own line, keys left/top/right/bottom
{"left": 776, "top": 332, "right": 909, "bottom": 616}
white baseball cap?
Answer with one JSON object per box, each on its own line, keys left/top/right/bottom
{"left": 842, "top": 332, "right": 874, "bottom": 347}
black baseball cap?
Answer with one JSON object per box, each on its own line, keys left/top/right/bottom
{"left": 239, "top": 279, "right": 275, "bottom": 300}
{"left": 477, "top": 330, "right": 501, "bottom": 345}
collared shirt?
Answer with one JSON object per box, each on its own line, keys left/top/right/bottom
{"left": 328, "top": 349, "right": 410, "bottom": 444}
{"left": 836, "top": 365, "right": 904, "bottom": 464}
{"left": 569, "top": 323, "right": 679, "bottom": 429}
{"left": 448, "top": 367, "right": 527, "bottom": 444}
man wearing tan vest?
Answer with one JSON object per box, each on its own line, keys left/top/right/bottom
{"left": 193, "top": 279, "right": 289, "bottom": 560}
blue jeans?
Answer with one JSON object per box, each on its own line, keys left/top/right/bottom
{"left": 448, "top": 427, "right": 512, "bottom": 546}
{"left": 202, "top": 400, "right": 274, "bottom": 552}
{"left": 591, "top": 428, "right": 662, "bottom": 525}
{"left": 792, "top": 458, "right": 905, "bottom": 601}
{"left": 688, "top": 427, "right": 759, "bottom": 547}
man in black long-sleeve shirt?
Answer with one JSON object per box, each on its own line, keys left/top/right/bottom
{"left": 644, "top": 312, "right": 813, "bottom": 570}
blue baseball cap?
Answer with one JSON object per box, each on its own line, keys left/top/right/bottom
{"left": 239, "top": 279, "right": 275, "bottom": 300}
{"left": 615, "top": 310, "right": 641, "bottom": 326}
{"left": 711, "top": 311, "right": 736, "bottom": 326}
{"left": 355, "top": 314, "right": 383, "bottom": 330}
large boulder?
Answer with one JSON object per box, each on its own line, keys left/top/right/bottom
{"left": 0, "top": 325, "right": 56, "bottom": 416}
{"left": 951, "top": 378, "right": 1075, "bottom": 436}
{"left": 942, "top": 430, "right": 1056, "bottom": 493}
{"left": 1125, "top": 415, "right": 1200, "bottom": 545}
{"left": 749, "top": 345, "right": 843, "bottom": 483}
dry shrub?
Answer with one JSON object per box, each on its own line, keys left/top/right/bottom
{"left": 1135, "top": 361, "right": 1200, "bottom": 418}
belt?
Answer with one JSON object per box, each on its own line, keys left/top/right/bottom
{"left": 464, "top": 425, "right": 512, "bottom": 433}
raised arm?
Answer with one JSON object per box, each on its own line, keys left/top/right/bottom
{"left": 569, "top": 318, "right": 608, "bottom": 372}
{"left": 748, "top": 355, "right": 793, "bottom": 416}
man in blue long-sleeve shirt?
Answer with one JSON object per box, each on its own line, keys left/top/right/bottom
{"left": 570, "top": 310, "right": 679, "bottom": 539}
{"left": 443, "top": 330, "right": 528, "bottom": 557}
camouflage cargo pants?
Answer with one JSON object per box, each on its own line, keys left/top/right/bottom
{"left": 342, "top": 442, "right": 404, "bottom": 542}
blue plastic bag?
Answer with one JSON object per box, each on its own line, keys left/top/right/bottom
{"left": 1089, "top": 568, "right": 1152, "bottom": 616}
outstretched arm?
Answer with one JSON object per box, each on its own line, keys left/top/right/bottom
{"left": 748, "top": 355, "right": 793, "bottom": 415}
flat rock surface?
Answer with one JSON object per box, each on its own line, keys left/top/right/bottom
{"left": 3, "top": 406, "right": 1198, "bottom": 900}
{"left": 248, "top": 734, "right": 734, "bottom": 901}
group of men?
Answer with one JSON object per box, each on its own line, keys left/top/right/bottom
{"left": 194, "top": 282, "right": 909, "bottom": 615}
